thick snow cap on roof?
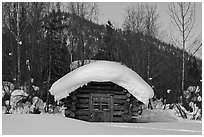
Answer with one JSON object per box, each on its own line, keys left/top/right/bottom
{"left": 50, "top": 61, "right": 154, "bottom": 105}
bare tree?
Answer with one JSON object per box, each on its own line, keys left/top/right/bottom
{"left": 67, "top": 2, "right": 99, "bottom": 66}
{"left": 123, "top": 3, "right": 146, "bottom": 33}
{"left": 168, "top": 2, "right": 196, "bottom": 94}
{"left": 16, "top": 3, "right": 21, "bottom": 88}
{"left": 144, "top": 4, "right": 160, "bottom": 37}
{"left": 3, "top": 2, "right": 50, "bottom": 88}
{"left": 123, "top": 3, "right": 160, "bottom": 84}
{"left": 2, "top": 2, "right": 22, "bottom": 88}
{"left": 67, "top": 2, "right": 99, "bottom": 22}
{"left": 123, "top": 3, "right": 159, "bottom": 37}
{"left": 43, "top": 2, "right": 99, "bottom": 66}
{"left": 143, "top": 4, "right": 160, "bottom": 84}
{"left": 187, "top": 33, "right": 202, "bottom": 58}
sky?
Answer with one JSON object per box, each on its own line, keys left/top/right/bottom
{"left": 97, "top": 2, "right": 202, "bottom": 33}
{"left": 97, "top": 2, "right": 202, "bottom": 58}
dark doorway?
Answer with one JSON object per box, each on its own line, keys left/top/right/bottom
{"left": 90, "top": 93, "right": 113, "bottom": 122}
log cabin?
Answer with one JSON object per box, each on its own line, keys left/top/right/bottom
{"left": 63, "top": 81, "right": 144, "bottom": 122}
{"left": 50, "top": 61, "right": 154, "bottom": 122}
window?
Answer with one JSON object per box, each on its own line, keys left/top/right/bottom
{"left": 102, "top": 105, "right": 109, "bottom": 110}
{"left": 93, "top": 105, "right": 100, "bottom": 110}
{"left": 92, "top": 95, "right": 111, "bottom": 111}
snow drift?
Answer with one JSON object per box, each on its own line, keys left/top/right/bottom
{"left": 50, "top": 61, "right": 154, "bottom": 105}
{"left": 2, "top": 114, "right": 202, "bottom": 135}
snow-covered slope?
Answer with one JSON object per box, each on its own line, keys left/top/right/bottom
{"left": 50, "top": 61, "right": 154, "bottom": 105}
{"left": 2, "top": 114, "right": 202, "bottom": 135}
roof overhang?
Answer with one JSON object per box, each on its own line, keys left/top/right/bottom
{"left": 50, "top": 61, "right": 154, "bottom": 105}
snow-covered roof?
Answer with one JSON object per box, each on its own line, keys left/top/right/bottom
{"left": 50, "top": 61, "right": 154, "bottom": 105}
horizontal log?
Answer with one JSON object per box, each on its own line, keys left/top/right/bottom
{"left": 131, "top": 103, "right": 143, "bottom": 109}
{"left": 68, "top": 93, "right": 75, "bottom": 98}
{"left": 64, "top": 99, "right": 72, "bottom": 104}
{"left": 71, "top": 101, "right": 76, "bottom": 106}
{"left": 126, "top": 93, "right": 131, "bottom": 97}
{"left": 131, "top": 102, "right": 142, "bottom": 107}
{"left": 124, "top": 109, "right": 129, "bottom": 114}
{"left": 131, "top": 105, "right": 141, "bottom": 112}
{"left": 121, "top": 113, "right": 132, "bottom": 122}
{"left": 88, "top": 81, "right": 118, "bottom": 86}
{"left": 82, "top": 85, "right": 124, "bottom": 91}
{"left": 77, "top": 88, "right": 127, "bottom": 95}
{"left": 114, "top": 95, "right": 127, "bottom": 100}
{"left": 75, "top": 109, "right": 90, "bottom": 116}
{"left": 113, "top": 116, "right": 123, "bottom": 122}
{"left": 114, "top": 99, "right": 126, "bottom": 104}
{"left": 131, "top": 110, "right": 143, "bottom": 116}
{"left": 113, "top": 105, "right": 125, "bottom": 111}
{"left": 71, "top": 106, "right": 76, "bottom": 111}
{"left": 65, "top": 96, "right": 72, "bottom": 100}
{"left": 70, "top": 112, "right": 75, "bottom": 118}
{"left": 124, "top": 105, "right": 130, "bottom": 112}
{"left": 76, "top": 94, "right": 90, "bottom": 98}
{"left": 76, "top": 104, "right": 89, "bottom": 109}
{"left": 71, "top": 95, "right": 77, "bottom": 100}
{"left": 131, "top": 99, "right": 140, "bottom": 105}
{"left": 65, "top": 109, "right": 71, "bottom": 117}
{"left": 77, "top": 98, "right": 89, "bottom": 104}
{"left": 131, "top": 105, "right": 143, "bottom": 115}
{"left": 113, "top": 111, "right": 124, "bottom": 116}
{"left": 64, "top": 103, "right": 72, "bottom": 108}
{"left": 75, "top": 115, "right": 90, "bottom": 121}
{"left": 126, "top": 98, "right": 130, "bottom": 102}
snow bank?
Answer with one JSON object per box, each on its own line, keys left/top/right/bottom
{"left": 50, "top": 61, "right": 154, "bottom": 105}
{"left": 133, "top": 109, "right": 179, "bottom": 123}
{"left": 2, "top": 114, "right": 202, "bottom": 135}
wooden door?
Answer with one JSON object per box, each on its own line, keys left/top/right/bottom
{"left": 90, "top": 93, "right": 113, "bottom": 122}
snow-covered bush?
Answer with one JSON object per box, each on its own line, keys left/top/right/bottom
{"left": 149, "top": 95, "right": 202, "bottom": 121}
{"left": 2, "top": 81, "right": 15, "bottom": 95}
{"left": 152, "top": 98, "right": 164, "bottom": 109}
{"left": 2, "top": 106, "right": 7, "bottom": 114}
{"left": 31, "top": 96, "right": 46, "bottom": 113}
{"left": 9, "top": 89, "right": 29, "bottom": 112}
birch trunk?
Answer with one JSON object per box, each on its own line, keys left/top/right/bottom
{"left": 16, "top": 2, "right": 21, "bottom": 88}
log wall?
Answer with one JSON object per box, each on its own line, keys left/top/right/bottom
{"left": 64, "top": 82, "right": 143, "bottom": 122}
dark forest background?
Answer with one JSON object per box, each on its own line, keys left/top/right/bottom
{"left": 2, "top": 2, "right": 202, "bottom": 103}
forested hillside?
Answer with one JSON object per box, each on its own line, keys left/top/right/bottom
{"left": 2, "top": 2, "right": 201, "bottom": 102}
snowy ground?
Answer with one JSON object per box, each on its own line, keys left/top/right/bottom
{"left": 2, "top": 114, "right": 202, "bottom": 135}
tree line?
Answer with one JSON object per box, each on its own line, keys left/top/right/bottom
{"left": 2, "top": 2, "right": 202, "bottom": 103}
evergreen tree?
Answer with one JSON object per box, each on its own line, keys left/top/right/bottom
{"left": 2, "top": 2, "right": 202, "bottom": 106}
{"left": 187, "top": 56, "right": 201, "bottom": 86}
{"left": 104, "top": 20, "right": 114, "bottom": 61}
{"left": 42, "top": 9, "right": 70, "bottom": 107}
